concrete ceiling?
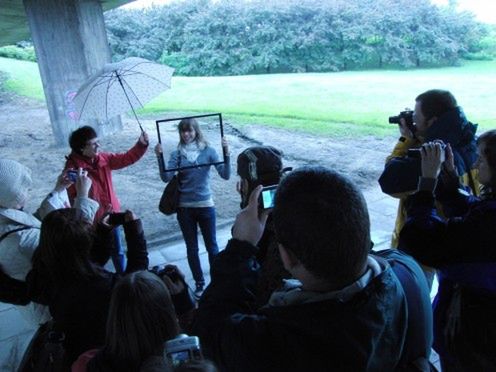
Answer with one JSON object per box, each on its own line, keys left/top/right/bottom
{"left": 0, "top": 0, "right": 134, "bottom": 47}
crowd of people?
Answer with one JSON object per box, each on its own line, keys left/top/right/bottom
{"left": 0, "top": 89, "right": 495, "bottom": 371}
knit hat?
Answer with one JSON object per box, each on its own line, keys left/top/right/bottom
{"left": 0, "top": 159, "right": 32, "bottom": 209}
{"left": 237, "top": 146, "right": 283, "bottom": 183}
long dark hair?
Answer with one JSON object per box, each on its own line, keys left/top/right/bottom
{"left": 33, "top": 208, "right": 99, "bottom": 285}
{"left": 177, "top": 118, "right": 208, "bottom": 147}
{"left": 91, "top": 271, "right": 180, "bottom": 371}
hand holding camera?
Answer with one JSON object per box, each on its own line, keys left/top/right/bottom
{"left": 74, "top": 168, "right": 92, "bottom": 198}
{"left": 420, "top": 141, "right": 446, "bottom": 179}
{"left": 102, "top": 210, "right": 137, "bottom": 227}
{"left": 158, "top": 265, "right": 186, "bottom": 295}
{"left": 389, "top": 109, "right": 416, "bottom": 139}
{"left": 232, "top": 185, "right": 270, "bottom": 246}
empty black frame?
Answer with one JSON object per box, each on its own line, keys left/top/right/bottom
{"left": 155, "top": 113, "right": 226, "bottom": 172}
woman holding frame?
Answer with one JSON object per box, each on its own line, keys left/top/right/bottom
{"left": 155, "top": 118, "right": 230, "bottom": 297}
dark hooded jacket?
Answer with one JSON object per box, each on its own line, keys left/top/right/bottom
{"left": 399, "top": 189, "right": 496, "bottom": 369}
{"left": 378, "top": 107, "right": 479, "bottom": 246}
{"left": 192, "top": 239, "right": 430, "bottom": 372}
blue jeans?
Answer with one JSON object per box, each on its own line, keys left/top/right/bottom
{"left": 111, "top": 226, "right": 126, "bottom": 274}
{"left": 177, "top": 207, "right": 219, "bottom": 285}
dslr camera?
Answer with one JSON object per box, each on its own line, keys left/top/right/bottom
{"left": 165, "top": 334, "right": 203, "bottom": 366}
{"left": 389, "top": 109, "right": 416, "bottom": 135}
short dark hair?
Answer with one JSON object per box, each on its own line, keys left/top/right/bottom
{"left": 415, "top": 89, "right": 458, "bottom": 121}
{"left": 97, "top": 271, "right": 180, "bottom": 371}
{"left": 477, "top": 129, "right": 496, "bottom": 184}
{"left": 69, "top": 125, "right": 97, "bottom": 154}
{"left": 273, "top": 167, "right": 370, "bottom": 285}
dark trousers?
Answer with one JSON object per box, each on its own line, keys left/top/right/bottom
{"left": 177, "top": 207, "right": 219, "bottom": 285}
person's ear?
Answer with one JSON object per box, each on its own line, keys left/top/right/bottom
{"left": 278, "top": 243, "right": 299, "bottom": 271}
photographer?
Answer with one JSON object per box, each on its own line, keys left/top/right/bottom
{"left": 0, "top": 208, "right": 149, "bottom": 368}
{"left": 236, "top": 145, "right": 291, "bottom": 306}
{"left": 379, "top": 89, "right": 479, "bottom": 249}
{"left": 193, "top": 167, "right": 431, "bottom": 371}
{"left": 399, "top": 131, "right": 496, "bottom": 370}
{"left": 0, "top": 162, "right": 98, "bottom": 371}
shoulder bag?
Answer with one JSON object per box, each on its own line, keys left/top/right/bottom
{"left": 159, "top": 153, "right": 181, "bottom": 215}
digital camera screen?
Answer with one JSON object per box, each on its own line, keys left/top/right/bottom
{"left": 169, "top": 350, "right": 191, "bottom": 366}
{"left": 262, "top": 188, "right": 276, "bottom": 209}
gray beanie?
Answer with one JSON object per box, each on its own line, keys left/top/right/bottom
{"left": 0, "top": 159, "right": 32, "bottom": 209}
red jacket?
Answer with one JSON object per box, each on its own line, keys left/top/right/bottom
{"left": 64, "top": 141, "right": 147, "bottom": 221}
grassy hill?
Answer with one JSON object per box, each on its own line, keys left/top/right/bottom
{"left": 1, "top": 57, "right": 494, "bottom": 137}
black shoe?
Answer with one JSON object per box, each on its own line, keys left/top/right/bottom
{"left": 194, "top": 283, "right": 204, "bottom": 299}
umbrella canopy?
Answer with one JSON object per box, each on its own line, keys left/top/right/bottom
{"left": 73, "top": 57, "right": 174, "bottom": 131}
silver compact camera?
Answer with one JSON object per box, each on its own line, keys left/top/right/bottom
{"left": 165, "top": 334, "right": 203, "bottom": 366}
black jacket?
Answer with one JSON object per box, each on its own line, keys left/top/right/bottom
{"left": 192, "top": 239, "right": 424, "bottom": 372}
{"left": 2, "top": 220, "right": 148, "bottom": 364}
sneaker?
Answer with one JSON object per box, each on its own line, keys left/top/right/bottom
{"left": 194, "top": 283, "right": 204, "bottom": 299}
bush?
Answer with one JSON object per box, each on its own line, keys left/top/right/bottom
{"left": 0, "top": 45, "right": 37, "bottom": 62}
{"left": 159, "top": 52, "right": 191, "bottom": 75}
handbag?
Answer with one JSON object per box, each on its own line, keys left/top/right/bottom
{"left": 159, "top": 152, "right": 181, "bottom": 216}
{"left": 159, "top": 175, "right": 180, "bottom": 215}
{"left": 18, "top": 321, "right": 66, "bottom": 372}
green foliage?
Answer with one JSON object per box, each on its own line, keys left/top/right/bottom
{"left": 0, "top": 45, "right": 37, "bottom": 62}
{"left": 2, "top": 57, "right": 495, "bottom": 137}
{"left": 104, "top": 0, "right": 490, "bottom": 76}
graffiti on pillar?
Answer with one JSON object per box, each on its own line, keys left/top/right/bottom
{"left": 65, "top": 90, "right": 79, "bottom": 121}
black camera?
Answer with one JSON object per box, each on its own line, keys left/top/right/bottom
{"left": 389, "top": 110, "right": 416, "bottom": 134}
{"left": 149, "top": 265, "right": 182, "bottom": 283}
{"left": 108, "top": 212, "right": 127, "bottom": 226}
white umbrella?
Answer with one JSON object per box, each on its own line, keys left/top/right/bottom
{"left": 73, "top": 57, "right": 175, "bottom": 132}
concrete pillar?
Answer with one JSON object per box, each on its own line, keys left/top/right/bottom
{"left": 23, "top": 0, "right": 122, "bottom": 146}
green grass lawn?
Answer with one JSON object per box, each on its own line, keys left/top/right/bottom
{"left": 1, "top": 56, "right": 495, "bottom": 137}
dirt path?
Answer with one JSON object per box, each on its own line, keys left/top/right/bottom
{"left": 0, "top": 95, "right": 396, "bottom": 241}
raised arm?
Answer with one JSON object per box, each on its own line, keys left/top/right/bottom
{"left": 155, "top": 143, "right": 178, "bottom": 183}
{"left": 192, "top": 187, "right": 270, "bottom": 367}
{"left": 122, "top": 211, "right": 148, "bottom": 273}
{"left": 211, "top": 137, "right": 230, "bottom": 180}
{"left": 399, "top": 142, "right": 496, "bottom": 266}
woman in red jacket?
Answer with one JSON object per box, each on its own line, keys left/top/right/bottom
{"left": 64, "top": 126, "right": 149, "bottom": 273}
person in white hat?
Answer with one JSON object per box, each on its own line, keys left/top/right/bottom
{"left": 0, "top": 159, "right": 98, "bottom": 371}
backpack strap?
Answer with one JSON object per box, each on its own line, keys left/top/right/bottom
{"left": 0, "top": 226, "right": 36, "bottom": 244}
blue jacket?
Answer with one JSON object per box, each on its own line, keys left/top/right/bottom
{"left": 192, "top": 239, "right": 431, "bottom": 372}
{"left": 158, "top": 146, "right": 230, "bottom": 204}
{"left": 399, "top": 191, "right": 496, "bottom": 368}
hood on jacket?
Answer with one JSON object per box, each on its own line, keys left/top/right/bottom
{"left": 424, "top": 107, "right": 478, "bottom": 173}
{"left": 0, "top": 159, "right": 32, "bottom": 209}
